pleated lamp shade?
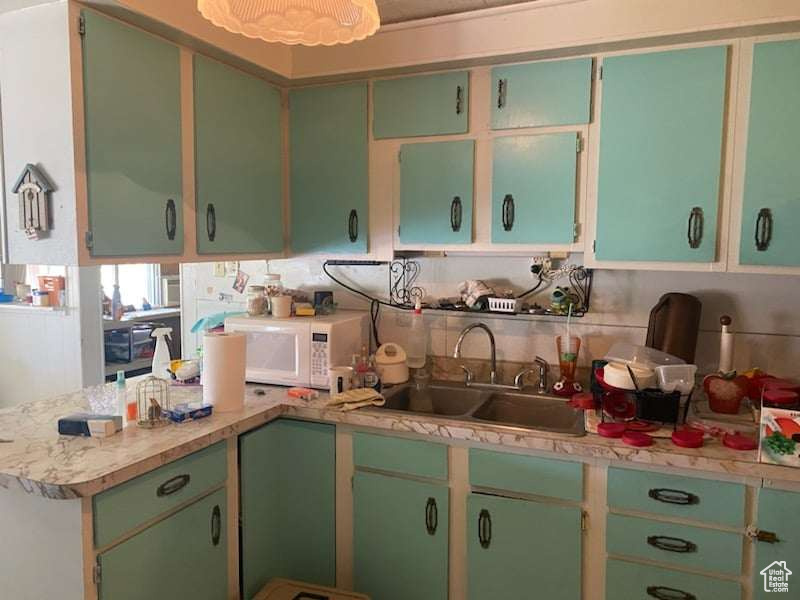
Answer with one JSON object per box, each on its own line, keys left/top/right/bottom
{"left": 198, "top": 0, "right": 381, "bottom": 46}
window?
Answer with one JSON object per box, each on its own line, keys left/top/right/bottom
{"left": 101, "top": 264, "right": 161, "bottom": 309}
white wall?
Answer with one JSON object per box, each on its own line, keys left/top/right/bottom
{"left": 182, "top": 257, "right": 800, "bottom": 379}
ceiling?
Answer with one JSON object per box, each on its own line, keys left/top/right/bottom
{"left": 376, "top": 0, "right": 539, "bottom": 25}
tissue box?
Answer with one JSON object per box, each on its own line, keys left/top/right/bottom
{"left": 58, "top": 414, "right": 123, "bottom": 437}
{"left": 759, "top": 407, "right": 800, "bottom": 467}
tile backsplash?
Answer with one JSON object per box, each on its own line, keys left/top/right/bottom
{"left": 181, "top": 256, "right": 800, "bottom": 378}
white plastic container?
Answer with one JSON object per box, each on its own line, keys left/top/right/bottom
{"left": 406, "top": 299, "right": 427, "bottom": 369}
{"left": 604, "top": 342, "right": 685, "bottom": 369}
{"left": 655, "top": 364, "right": 698, "bottom": 394}
{"left": 151, "top": 327, "right": 173, "bottom": 380}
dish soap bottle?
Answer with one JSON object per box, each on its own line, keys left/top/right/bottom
{"left": 151, "top": 327, "right": 173, "bottom": 380}
{"left": 115, "top": 370, "right": 127, "bottom": 425}
{"left": 406, "top": 299, "right": 427, "bottom": 369}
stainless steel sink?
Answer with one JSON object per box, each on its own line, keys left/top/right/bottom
{"left": 371, "top": 381, "right": 585, "bottom": 436}
{"left": 472, "top": 392, "right": 585, "bottom": 436}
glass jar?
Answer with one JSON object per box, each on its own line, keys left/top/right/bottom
{"left": 264, "top": 274, "right": 283, "bottom": 314}
{"left": 246, "top": 285, "right": 266, "bottom": 316}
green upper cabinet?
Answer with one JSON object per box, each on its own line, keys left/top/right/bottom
{"left": 353, "top": 471, "right": 449, "bottom": 600}
{"left": 240, "top": 420, "right": 336, "bottom": 600}
{"left": 739, "top": 39, "right": 800, "bottom": 267}
{"left": 373, "top": 71, "right": 469, "bottom": 139}
{"left": 492, "top": 133, "right": 579, "bottom": 244}
{"left": 491, "top": 58, "right": 592, "bottom": 129}
{"left": 467, "top": 493, "right": 582, "bottom": 600}
{"left": 97, "top": 489, "right": 227, "bottom": 600}
{"left": 399, "top": 139, "right": 475, "bottom": 245}
{"left": 81, "top": 10, "right": 183, "bottom": 257}
{"left": 194, "top": 55, "right": 283, "bottom": 255}
{"left": 290, "top": 82, "right": 368, "bottom": 254}
{"left": 595, "top": 46, "right": 727, "bottom": 262}
{"left": 753, "top": 488, "right": 800, "bottom": 599}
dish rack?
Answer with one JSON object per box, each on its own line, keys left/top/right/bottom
{"left": 488, "top": 297, "right": 521, "bottom": 313}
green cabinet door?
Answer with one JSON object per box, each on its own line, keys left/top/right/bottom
{"left": 740, "top": 39, "right": 800, "bottom": 266}
{"left": 753, "top": 488, "right": 800, "bottom": 599}
{"left": 239, "top": 419, "right": 336, "bottom": 600}
{"left": 81, "top": 10, "right": 183, "bottom": 257}
{"left": 399, "top": 140, "right": 474, "bottom": 245}
{"left": 373, "top": 71, "right": 469, "bottom": 139}
{"left": 467, "top": 493, "right": 582, "bottom": 600}
{"left": 491, "top": 58, "right": 592, "bottom": 129}
{"left": 290, "top": 82, "right": 368, "bottom": 254}
{"left": 492, "top": 133, "right": 578, "bottom": 244}
{"left": 194, "top": 55, "right": 283, "bottom": 254}
{"left": 97, "top": 489, "right": 227, "bottom": 600}
{"left": 353, "top": 471, "right": 449, "bottom": 600}
{"left": 595, "top": 46, "right": 727, "bottom": 262}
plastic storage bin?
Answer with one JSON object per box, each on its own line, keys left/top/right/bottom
{"left": 604, "top": 343, "right": 685, "bottom": 369}
{"left": 655, "top": 364, "right": 698, "bottom": 394}
{"left": 254, "top": 579, "right": 369, "bottom": 600}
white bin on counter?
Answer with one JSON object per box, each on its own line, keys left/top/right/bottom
{"left": 254, "top": 579, "right": 370, "bottom": 600}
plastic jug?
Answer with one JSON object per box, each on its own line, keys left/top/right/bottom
{"left": 151, "top": 327, "right": 173, "bottom": 380}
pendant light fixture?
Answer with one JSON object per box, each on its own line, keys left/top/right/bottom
{"left": 198, "top": 0, "right": 380, "bottom": 46}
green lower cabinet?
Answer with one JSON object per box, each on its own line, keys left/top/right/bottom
{"left": 753, "top": 488, "right": 800, "bottom": 599}
{"left": 194, "top": 55, "right": 283, "bottom": 254}
{"left": 467, "top": 493, "right": 582, "bottom": 599}
{"left": 596, "top": 45, "right": 727, "bottom": 262}
{"left": 607, "top": 559, "right": 741, "bottom": 600}
{"left": 97, "top": 489, "right": 227, "bottom": 600}
{"left": 399, "top": 140, "right": 475, "bottom": 245}
{"left": 353, "top": 471, "right": 449, "bottom": 600}
{"left": 491, "top": 133, "right": 579, "bottom": 244}
{"left": 239, "top": 420, "right": 336, "bottom": 600}
{"left": 739, "top": 39, "right": 800, "bottom": 266}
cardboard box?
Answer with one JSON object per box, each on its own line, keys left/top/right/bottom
{"left": 759, "top": 407, "right": 800, "bottom": 467}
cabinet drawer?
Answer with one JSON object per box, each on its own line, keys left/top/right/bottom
{"left": 353, "top": 432, "right": 448, "bottom": 480}
{"left": 94, "top": 441, "right": 227, "bottom": 547}
{"left": 607, "top": 559, "right": 741, "bottom": 600}
{"left": 607, "top": 514, "right": 743, "bottom": 576}
{"left": 607, "top": 467, "right": 745, "bottom": 527}
{"left": 469, "top": 448, "right": 582, "bottom": 501}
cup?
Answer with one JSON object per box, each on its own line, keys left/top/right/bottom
{"left": 271, "top": 295, "right": 292, "bottom": 318}
{"left": 556, "top": 335, "right": 581, "bottom": 383}
{"left": 329, "top": 366, "right": 354, "bottom": 394}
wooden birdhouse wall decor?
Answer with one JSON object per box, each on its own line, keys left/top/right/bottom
{"left": 12, "top": 164, "right": 54, "bottom": 240}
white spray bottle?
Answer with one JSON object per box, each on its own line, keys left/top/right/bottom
{"left": 151, "top": 327, "right": 173, "bottom": 380}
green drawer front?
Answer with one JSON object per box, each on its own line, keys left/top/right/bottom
{"left": 353, "top": 432, "right": 448, "bottom": 480}
{"left": 607, "top": 467, "right": 745, "bottom": 527}
{"left": 94, "top": 442, "right": 227, "bottom": 548}
{"left": 607, "top": 559, "right": 741, "bottom": 600}
{"left": 469, "top": 448, "right": 582, "bottom": 501}
{"left": 607, "top": 514, "right": 743, "bottom": 576}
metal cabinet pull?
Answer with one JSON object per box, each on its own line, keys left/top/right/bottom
{"left": 478, "top": 508, "right": 492, "bottom": 549}
{"left": 292, "top": 594, "right": 329, "bottom": 600}
{"left": 752, "top": 529, "right": 780, "bottom": 544}
{"left": 165, "top": 199, "right": 177, "bottom": 241}
{"left": 646, "top": 585, "right": 696, "bottom": 600}
{"left": 497, "top": 78, "right": 507, "bottom": 109}
{"left": 647, "top": 535, "right": 698, "bottom": 554}
{"left": 687, "top": 206, "right": 703, "bottom": 249}
{"left": 425, "top": 497, "right": 438, "bottom": 535}
{"left": 348, "top": 209, "right": 359, "bottom": 243}
{"left": 648, "top": 488, "right": 699, "bottom": 506}
{"left": 502, "top": 194, "right": 515, "bottom": 231}
{"left": 210, "top": 504, "right": 221, "bottom": 546}
{"left": 456, "top": 85, "right": 464, "bottom": 115}
{"left": 755, "top": 207, "right": 773, "bottom": 251}
{"left": 206, "top": 203, "right": 216, "bottom": 242}
{"left": 156, "top": 474, "right": 190, "bottom": 497}
{"left": 450, "top": 197, "right": 463, "bottom": 232}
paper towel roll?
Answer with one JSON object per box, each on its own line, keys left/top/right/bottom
{"left": 203, "top": 332, "right": 246, "bottom": 412}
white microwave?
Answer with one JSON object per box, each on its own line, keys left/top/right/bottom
{"left": 224, "top": 311, "right": 369, "bottom": 388}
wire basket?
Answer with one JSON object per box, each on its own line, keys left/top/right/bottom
{"left": 136, "top": 376, "right": 171, "bottom": 429}
{"left": 488, "top": 297, "right": 521, "bottom": 313}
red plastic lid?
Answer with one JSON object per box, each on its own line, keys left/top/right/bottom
{"left": 597, "top": 422, "right": 627, "bottom": 438}
{"left": 671, "top": 428, "right": 704, "bottom": 448}
{"left": 626, "top": 420, "right": 661, "bottom": 433}
{"left": 723, "top": 433, "right": 758, "bottom": 451}
{"left": 763, "top": 389, "right": 799, "bottom": 405}
{"left": 569, "top": 392, "right": 597, "bottom": 410}
{"left": 763, "top": 379, "right": 800, "bottom": 393}
{"left": 622, "top": 431, "right": 654, "bottom": 447}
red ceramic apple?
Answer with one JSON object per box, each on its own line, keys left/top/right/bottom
{"left": 703, "top": 371, "right": 749, "bottom": 414}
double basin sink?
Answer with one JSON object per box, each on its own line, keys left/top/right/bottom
{"left": 368, "top": 380, "right": 585, "bottom": 436}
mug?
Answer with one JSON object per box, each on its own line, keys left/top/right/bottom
{"left": 271, "top": 295, "right": 292, "bottom": 318}
{"left": 329, "top": 366, "right": 354, "bottom": 394}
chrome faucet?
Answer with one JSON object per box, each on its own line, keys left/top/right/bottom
{"left": 453, "top": 323, "right": 542, "bottom": 392}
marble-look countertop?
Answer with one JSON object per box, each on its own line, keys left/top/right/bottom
{"left": 1, "top": 382, "right": 798, "bottom": 500}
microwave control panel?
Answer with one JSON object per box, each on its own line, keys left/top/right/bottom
{"left": 311, "top": 332, "right": 329, "bottom": 382}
